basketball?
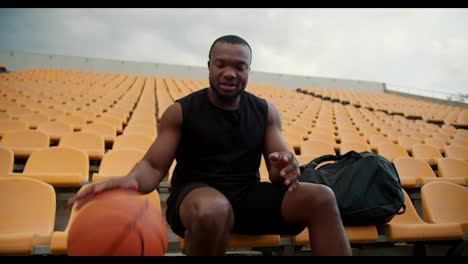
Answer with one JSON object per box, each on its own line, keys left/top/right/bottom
{"left": 67, "top": 189, "right": 168, "bottom": 256}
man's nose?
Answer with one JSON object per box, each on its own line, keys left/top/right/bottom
{"left": 222, "top": 67, "right": 236, "bottom": 79}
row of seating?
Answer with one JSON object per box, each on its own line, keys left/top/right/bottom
{"left": 1, "top": 176, "right": 465, "bottom": 255}
{"left": 298, "top": 87, "right": 468, "bottom": 126}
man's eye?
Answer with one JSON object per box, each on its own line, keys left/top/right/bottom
{"left": 237, "top": 64, "right": 247, "bottom": 71}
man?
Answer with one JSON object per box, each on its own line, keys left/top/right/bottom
{"left": 70, "top": 35, "right": 352, "bottom": 256}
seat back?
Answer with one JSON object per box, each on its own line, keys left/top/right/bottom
{"left": 412, "top": 143, "right": 442, "bottom": 163}
{"left": 339, "top": 142, "right": 370, "bottom": 155}
{"left": 23, "top": 146, "right": 89, "bottom": 176}
{"left": 0, "top": 177, "right": 55, "bottom": 234}
{"left": 300, "top": 140, "right": 335, "bottom": 158}
{"left": 387, "top": 189, "right": 422, "bottom": 224}
{"left": 437, "top": 158, "right": 468, "bottom": 179}
{"left": 376, "top": 142, "right": 409, "bottom": 162}
{"left": 59, "top": 132, "right": 104, "bottom": 155}
{"left": 123, "top": 124, "right": 157, "bottom": 140}
{"left": 445, "top": 145, "right": 468, "bottom": 161}
{"left": 36, "top": 121, "right": 74, "bottom": 140}
{"left": 421, "top": 181, "right": 468, "bottom": 226}
{"left": 97, "top": 149, "right": 145, "bottom": 176}
{"left": 112, "top": 134, "right": 154, "bottom": 151}
{"left": 0, "top": 130, "right": 49, "bottom": 150}
{"left": 0, "top": 119, "right": 28, "bottom": 136}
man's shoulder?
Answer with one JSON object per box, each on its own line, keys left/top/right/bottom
{"left": 244, "top": 90, "right": 269, "bottom": 109}
{"left": 243, "top": 90, "right": 266, "bottom": 102}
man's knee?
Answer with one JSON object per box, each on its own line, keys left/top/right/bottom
{"left": 286, "top": 183, "right": 338, "bottom": 211}
{"left": 180, "top": 191, "right": 234, "bottom": 233}
{"left": 310, "top": 184, "right": 337, "bottom": 209}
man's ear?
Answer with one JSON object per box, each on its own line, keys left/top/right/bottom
{"left": 207, "top": 60, "right": 210, "bottom": 69}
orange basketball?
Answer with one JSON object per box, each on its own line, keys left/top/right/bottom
{"left": 67, "top": 189, "right": 168, "bottom": 256}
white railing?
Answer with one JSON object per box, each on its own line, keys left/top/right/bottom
{"left": 385, "top": 83, "right": 466, "bottom": 103}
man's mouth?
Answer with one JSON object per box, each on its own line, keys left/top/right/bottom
{"left": 219, "top": 83, "right": 238, "bottom": 92}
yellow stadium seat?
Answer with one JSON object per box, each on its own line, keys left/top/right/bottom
{"left": 9, "top": 146, "right": 89, "bottom": 187}
{"left": 112, "top": 134, "right": 154, "bottom": 152}
{"left": 381, "top": 189, "right": 463, "bottom": 242}
{"left": 0, "top": 177, "right": 56, "bottom": 255}
{"left": 0, "top": 119, "right": 29, "bottom": 137}
{"left": 0, "top": 130, "right": 49, "bottom": 158}
{"left": 36, "top": 121, "right": 74, "bottom": 142}
{"left": 59, "top": 132, "right": 105, "bottom": 160}
{"left": 437, "top": 158, "right": 468, "bottom": 185}
{"left": 421, "top": 181, "right": 468, "bottom": 232}
{"left": 92, "top": 149, "right": 145, "bottom": 182}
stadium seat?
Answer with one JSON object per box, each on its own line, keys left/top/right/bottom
{"left": 9, "top": 146, "right": 89, "bottom": 187}
{"left": 0, "top": 130, "right": 49, "bottom": 158}
{"left": 123, "top": 124, "right": 157, "bottom": 140}
{"left": 376, "top": 142, "right": 409, "bottom": 162}
{"left": 81, "top": 122, "right": 116, "bottom": 143}
{"left": 93, "top": 116, "right": 123, "bottom": 133}
{"left": 397, "top": 136, "right": 421, "bottom": 153}
{"left": 424, "top": 137, "right": 447, "bottom": 154}
{"left": 436, "top": 158, "right": 468, "bottom": 185}
{"left": 59, "top": 132, "right": 105, "bottom": 160}
{"left": 368, "top": 135, "right": 393, "bottom": 151}
{"left": 55, "top": 114, "right": 87, "bottom": 131}
{"left": 411, "top": 143, "right": 443, "bottom": 166}
{"left": 444, "top": 145, "right": 468, "bottom": 161}
{"left": 339, "top": 142, "right": 371, "bottom": 155}
{"left": 381, "top": 189, "right": 463, "bottom": 242}
{"left": 292, "top": 225, "right": 379, "bottom": 246}
{"left": 0, "top": 177, "right": 56, "bottom": 255}
{"left": 18, "top": 113, "right": 49, "bottom": 129}
{"left": 112, "top": 134, "right": 154, "bottom": 152}
{"left": 421, "top": 181, "right": 468, "bottom": 232}
{"left": 300, "top": 140, "right": 335, "bottom": 158}
{"left": 0, "top": 119, "right": 29, "bottom": 137}
{"left": 36, "top": 121, "right": 74, "bottom": 142}
{"left": 393, "top": 157, "right": 434, "bottom": 188}
{"left": 92, "top": 149, "right": 145, "bottom": 182}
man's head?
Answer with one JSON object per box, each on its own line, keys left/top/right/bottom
{"left": 208, "top": 35, "right": 252, "bottom": 104}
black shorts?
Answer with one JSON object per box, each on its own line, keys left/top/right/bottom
{"left": 165, "top": 181, "right": 305, "bottom": 238}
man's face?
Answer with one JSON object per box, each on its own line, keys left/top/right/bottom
{"left": 208, "top": 42, "right": 251, "bottom": 103}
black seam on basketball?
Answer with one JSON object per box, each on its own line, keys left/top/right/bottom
{"left": 135, "top": 200, "right": 167, "bottom": 255}
{"left": 134, "top": 223, "right": 145, "bottom": 255}
{"left": 104, "top": 199, "right": 150, "bottom": 255}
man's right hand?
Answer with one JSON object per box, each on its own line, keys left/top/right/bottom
{"left": 68, "top": 176, "right": 139, "bottom": 210}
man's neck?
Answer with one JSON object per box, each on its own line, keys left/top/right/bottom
{"left": 208, "top": 88, "right": 241, "bottom": 111}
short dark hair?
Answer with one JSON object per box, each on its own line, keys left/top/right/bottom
{"left": 208, "top": 35, "right": 252, "bottom": 63}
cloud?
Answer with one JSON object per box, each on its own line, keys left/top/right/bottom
{"left": 0, "top": 8, "right": 467, "bottom": 98}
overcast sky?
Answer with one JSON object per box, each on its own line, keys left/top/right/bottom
{"left": 1, "top": 8, "right": 467, "bottom": 98}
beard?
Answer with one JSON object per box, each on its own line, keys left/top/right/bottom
{"left": 209, "top": 79, "right": 245, "bottom": 104}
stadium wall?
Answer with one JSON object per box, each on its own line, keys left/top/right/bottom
{"left": 0, "top": 51, "right": 385, "bottom": 93}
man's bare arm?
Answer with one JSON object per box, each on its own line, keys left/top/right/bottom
{"left": 69, "top": 102, "right": 183, "bottom": 207}
{"left": 128, "top": 102, "right": 183, "bottom": 194}
{"left": 263, "top": 102, "right": 298, "bottom": 185}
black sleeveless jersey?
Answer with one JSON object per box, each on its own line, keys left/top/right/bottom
{"left": 171, "top": 88, "right": 268, "bottom": 190}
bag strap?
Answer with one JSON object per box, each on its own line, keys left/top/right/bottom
{"left": 305, "top": 150, "right": 363, "bottom": 169}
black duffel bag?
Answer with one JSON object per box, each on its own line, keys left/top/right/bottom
{"left": 298, "top": 151, "right": 406, "bottom": 226}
